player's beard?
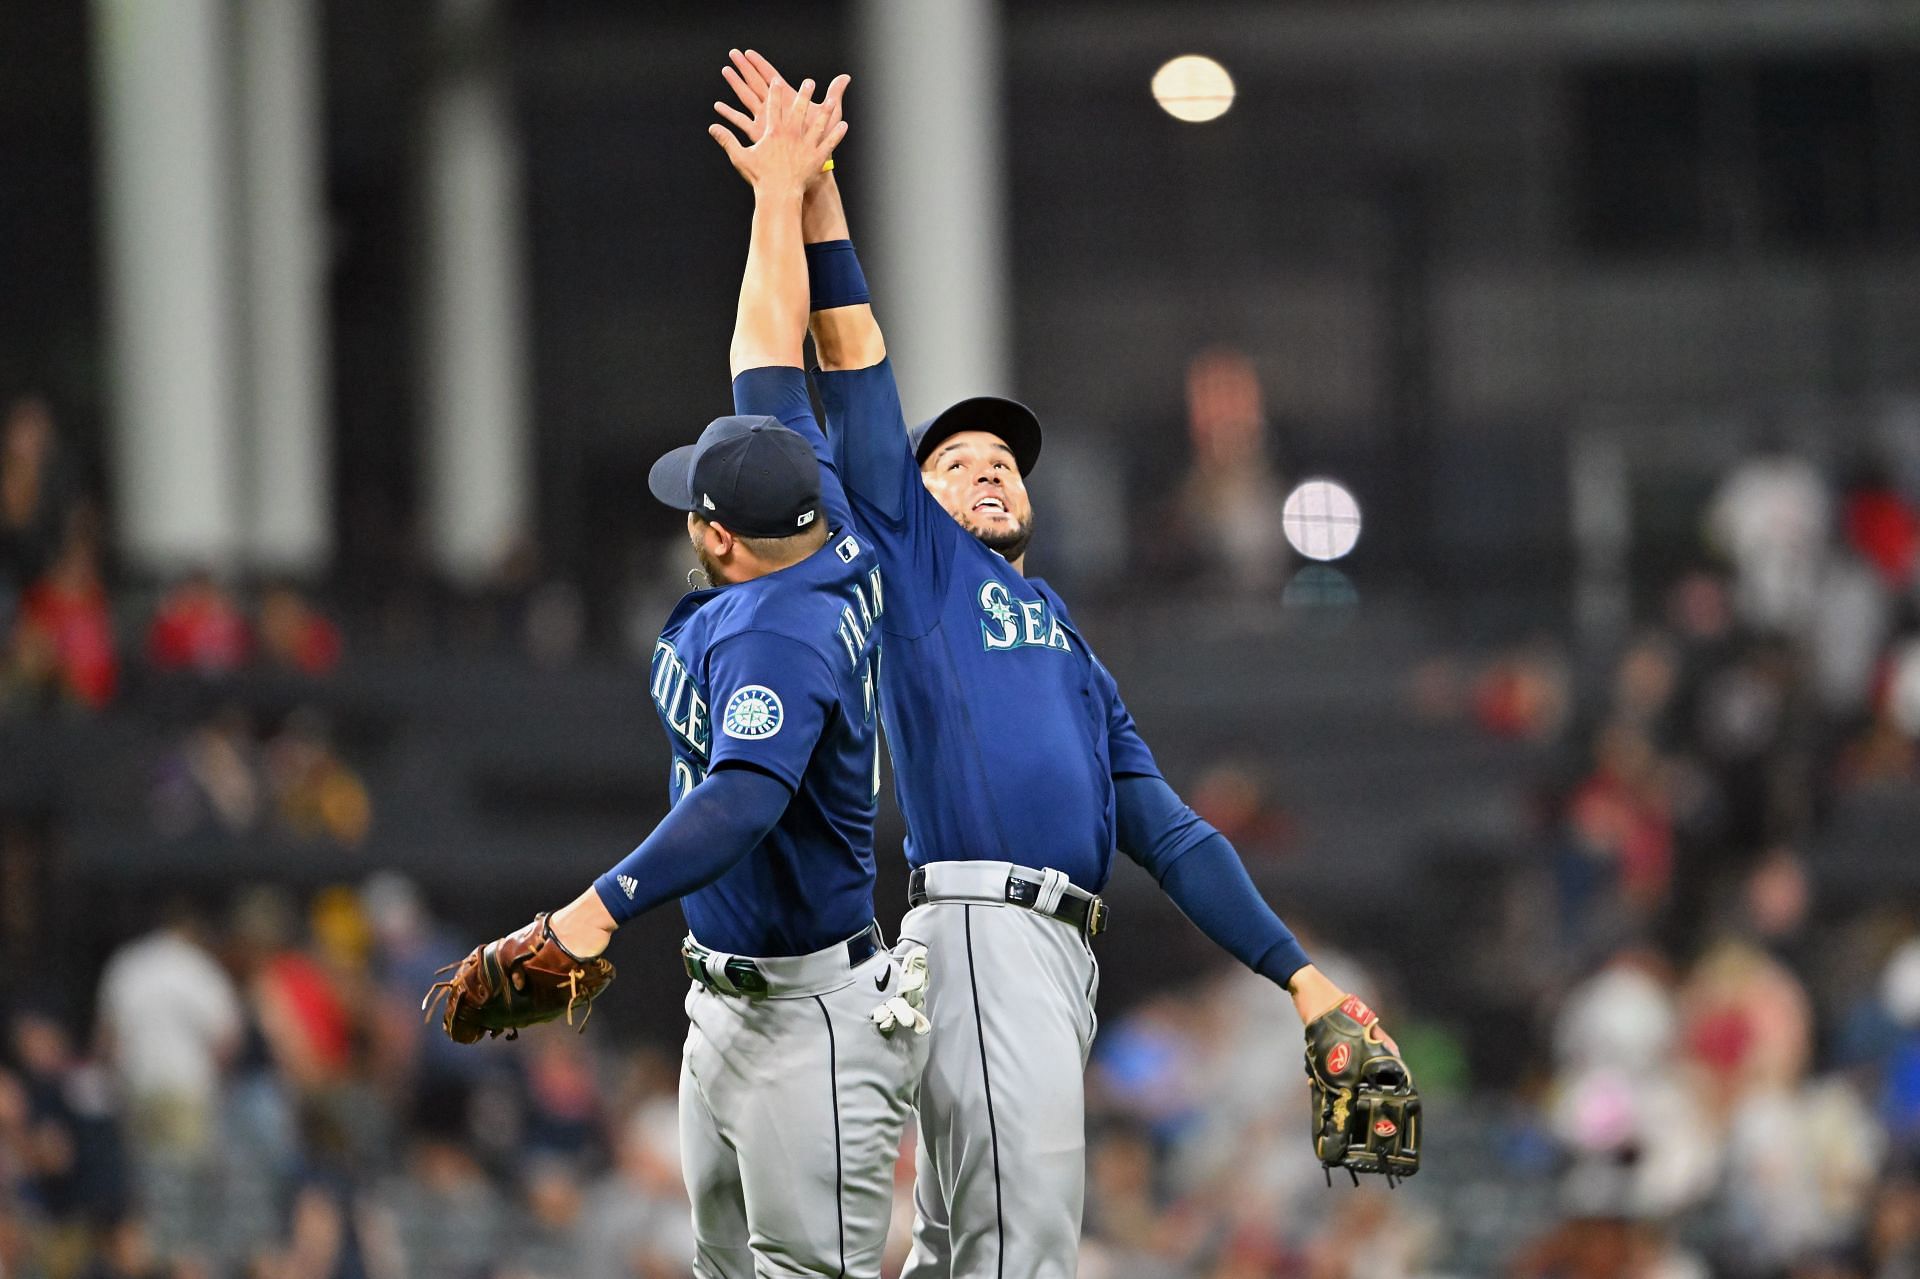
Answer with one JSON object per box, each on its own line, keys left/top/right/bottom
{"left": 691, "top": 539, "right": 728, "bottom": 587}
{"left": 961, "top": 507, "right": 1035, "bottom": 563}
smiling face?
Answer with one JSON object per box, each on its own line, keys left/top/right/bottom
{"left": 920, "top": 430, "right": 1036, "bottom": 562}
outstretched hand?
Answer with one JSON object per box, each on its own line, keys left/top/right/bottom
{"left": 714, "top": 50, "right": 847, "bottom": 190}
{"left": 709, "top": 66, "right": 848, "bottom": 196}
{"left": 715, "top": 48, "right": 789, "bottom": 145}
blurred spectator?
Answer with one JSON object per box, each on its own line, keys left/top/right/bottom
{"left": 1510, "top": 1215, "right": 1709, "bottom": 1279}
{"left": 1475, "top": 639, "right": 1573, "bottom": 742}
{"left": 517, "top": 1031, "right": 601, "bottom": 1161}
{"left": 15, "top": 521, "right": 118, "bottom": 710}
{"left": 8, "top": 1006, "right": 128, "bottom": 1234}
{"left": 1810, "top": 545, "right": 1893, "bottom": 722}
{"left": 1679, "top": 940, "right": 1812, "bottom": 1114}
{"left": 1720, "top": 1074, "right": 1881, "bottom": 1274}
{"left": 578, "top": 1099, "right": 691, "bottom": 1279}
{"left": 1559, "top": 722, "right": 1675, "bottom": 938}
{"left": 95, "top": 904, "right": 243, "bottom": 1257}
{"left": 149, "top": 705, "right": 263, "bottom": 837}
{"left": 377, "top": 1137, "right": 506, "bottom": 1279}
{"left": 1173, "top": 349, "right": 1288, "bottom": 593}
{"left": 359, "top": 874, "right": 483, "bottom": 1138}
{"left": 264, "top": 710, "right": 372, "bottom": 847}
{"left": 1551, "top": 949, "right": 1719, "bottom": 1218}
{"left": 1706, "top": 437, "right": 1831, "bottom": 639}
{"left": 229, "top": 887, "right": 356, "bottom": 1098}
{"left": 258, "top": 585, "right": 344, "bottom": 677}
{"left": 497, "top": 1156, "right": 585, "bottom": 1279}
{"left": 78, "top": 1216, "right": 173, "bottom": 1279}
{"left": 1841, "top": 457, "right": 1919, "bottom": 592}
{"left": 146, "top": 572, "right": 252, "bottom": 675}
{"left": 1185, "top": 763, "right": 1292, "bottom": 858}
{"left": 0, "top": 396, "right": 76, "bottom": 613}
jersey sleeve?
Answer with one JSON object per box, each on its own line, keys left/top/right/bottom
{"left": 810, "top": 359, "right": 915, "bottom": 523}
{"left": 1105, "top": 679, "right": 1164, "bottom": 780}
{"left": 732, "top": 366, "right": 852, "bottom": 535}
{"left": 813, "top": 358, "right": 955, "bottom": 637}
{"left": 592, "top": 766, "right": 791, "bottom": 925}
{"left": 702, "top": 629, "right": 839, "bottom": 791}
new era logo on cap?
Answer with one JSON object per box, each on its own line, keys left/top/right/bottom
{"left": 648, "top": 415, "right": 823, "bottom": 539}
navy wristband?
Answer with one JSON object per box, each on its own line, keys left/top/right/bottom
{"left": 805, "top": 239, "right": 870, "bottom": 311}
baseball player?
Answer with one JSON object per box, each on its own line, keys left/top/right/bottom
{"left": 457, "top": 80, "right": 926, "bottom": 1279}
{"left": 716, "top": 50, "right": 1409, "bottom": 1279}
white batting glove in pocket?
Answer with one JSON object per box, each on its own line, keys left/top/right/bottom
{"left": 871, "top": 943, "right": 931, "bottom": 1037}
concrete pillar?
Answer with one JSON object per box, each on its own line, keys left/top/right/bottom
{"left": 419, "top": 0, "right": 532, "bottom": 584}
{"left": 856, "top": 0, "right": 1012, "bottom": 419}
{"left": 93, "top": 0, "right": 243, "bottom": 572}
{"left": 237, "top": 0, "right": 332, "bottom": 574}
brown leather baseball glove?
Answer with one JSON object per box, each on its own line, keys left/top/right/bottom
{"left": 421, "top": 913, "right": 615, "bottom": 1043}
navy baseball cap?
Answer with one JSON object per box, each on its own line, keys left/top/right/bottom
{"left": 648, "top": 415, "right": 823, "bottom": 538}
{"left": 909, "top": 396, "right": 1043, "bottom": 477}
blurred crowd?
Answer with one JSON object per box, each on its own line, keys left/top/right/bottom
{"left": 0, "top": 397, "right": 345, "bottom": 721}
{"left": 10, "top": 366, "right": 1920, "bottom": 1278}
{"left": 0, "top": 875, "right": 695, "bottom": 1279}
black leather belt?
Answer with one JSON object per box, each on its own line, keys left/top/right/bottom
{"left": 908, "top": 866, "right": 1110, "bottom": 939}
{"left": 682, "top": 923, "right": 881, "bottom": 997}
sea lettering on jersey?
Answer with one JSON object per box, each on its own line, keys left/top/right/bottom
{"left": 650, "top": 640, "right": 709, "bottom": 798}
{"left": 977, "top": 579, "right": 1072, "bottom": 654}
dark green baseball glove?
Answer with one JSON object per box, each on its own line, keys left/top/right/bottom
{"left": 1304, "top": 995, "right": 1420, "bottom": 1185}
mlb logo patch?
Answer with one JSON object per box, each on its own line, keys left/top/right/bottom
{"left": 836, "top": 535, "right": 861, "bottom": 563}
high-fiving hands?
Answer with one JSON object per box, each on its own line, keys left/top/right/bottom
{"left": 716, "top": 50, "right": 808, "bottom": 148}
{"left": 707, "top": 60, "right": 849, "bottom": 197}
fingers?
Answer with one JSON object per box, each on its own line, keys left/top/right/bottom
{"left": 720, "top": 64, "right": 762, "bottom": 113}
{"left": 821, "top": 73, "right": 851, "bottom": 128}
{"left": 707, "top": 122, "right": 747, "bottom": 168}
{"left": 764, "top": 76, "right": 796, "bottom": 118}
{"left": 729, "top": 48, "right": 770, "bottom": 99}
{"left": 713, "top": 100, "right": 754, "bottom": 135}
{"left": 825, "top": 118, "right": 849, "bottom": 153}
{"left": 743, "top": 48, "right": 784, "bottom": 93}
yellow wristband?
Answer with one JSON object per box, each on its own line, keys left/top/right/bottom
{"left": 822, "top": 158, "right": 835, "bottom": 173}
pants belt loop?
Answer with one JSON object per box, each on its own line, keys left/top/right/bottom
{"left": 1032, "top": 868, "right": 1070, "bottom": 917}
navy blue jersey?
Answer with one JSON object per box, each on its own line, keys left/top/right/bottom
{"left": 649, "top": 378, "right": 884, "bottom": 957}
{"left": 752, "top": 360, "right": 1162, "bottom": 892}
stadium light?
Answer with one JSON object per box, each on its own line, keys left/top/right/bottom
{"left": 1151, "top": 55, "right": 1235, "bottom": 123}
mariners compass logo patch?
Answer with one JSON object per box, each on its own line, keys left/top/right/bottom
{"left": 721, "top": 685, "right": 784, "bottom": 740}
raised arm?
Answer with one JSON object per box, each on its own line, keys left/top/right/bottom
{"left": 708, "top": 73, "right": 848, "bottom": 377}
{"left": 720, "top": 49, "right": 916, "bottom": 525}
{"left": 720, "top": 50, "right": 885, "bottom": 372}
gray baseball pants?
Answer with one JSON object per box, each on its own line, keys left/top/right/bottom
{"left": 899, "top": 862, "right": 1103, "bottom": 1279}
{"left": 680, "top": 931, "right": 930, "bottom": 1278}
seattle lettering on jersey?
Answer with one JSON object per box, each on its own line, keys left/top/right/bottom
{"left": 977, "top": 580, "right": 1072, "bottom": 654}
{"left": 651, "top": 641, "right": 710, "bottom": 759}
